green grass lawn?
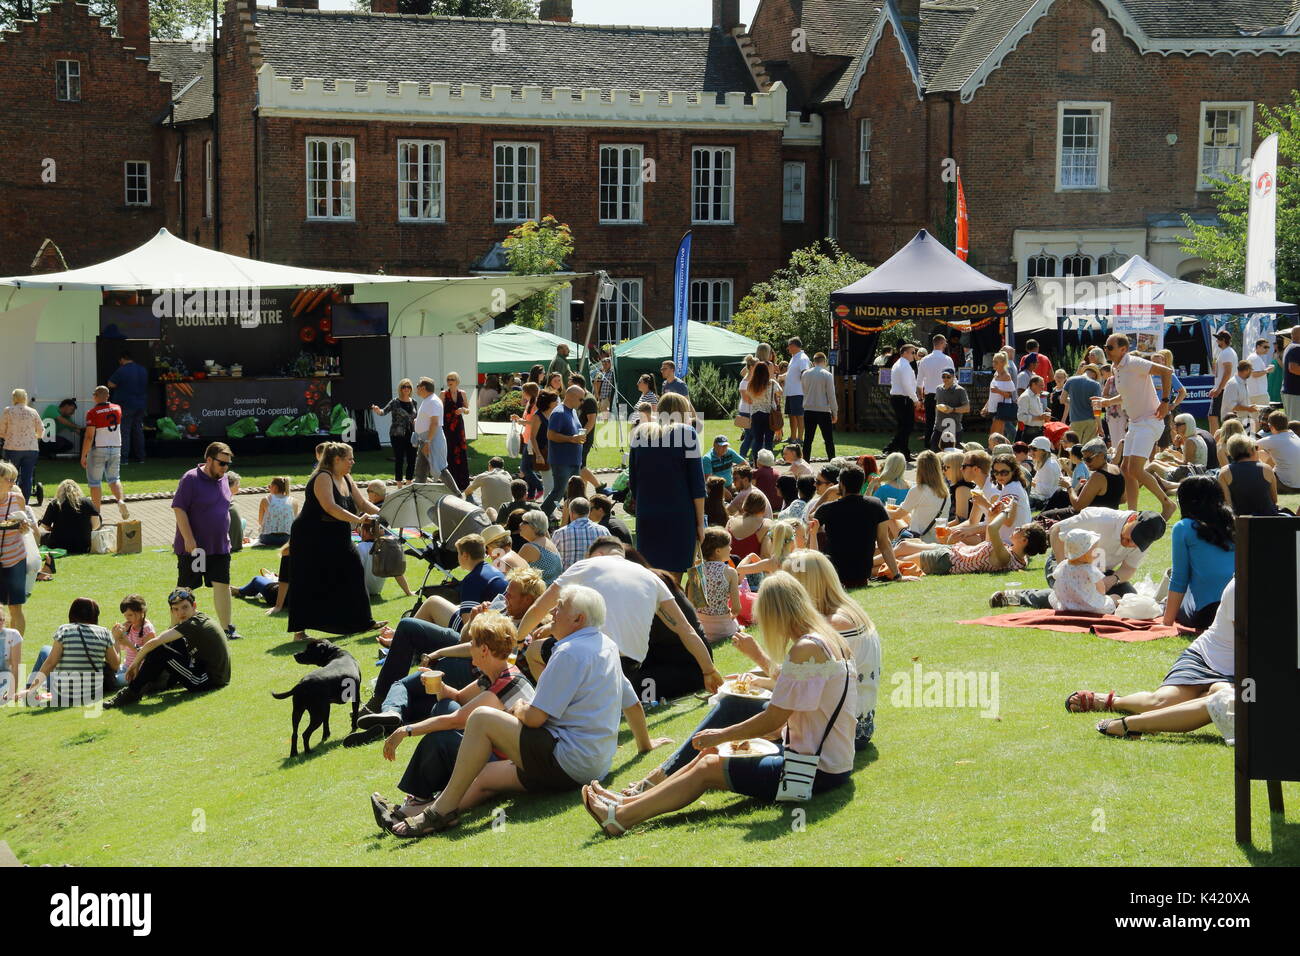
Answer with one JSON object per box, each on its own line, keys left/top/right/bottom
{"left": 34, "top": 422, "right": 891, "bottom": 495}
{"left": 4, "top": 454, "right": 1297, "bottom": 866}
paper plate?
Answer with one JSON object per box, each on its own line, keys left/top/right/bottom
{"left": 718, "top": 738, "right": 779, "bottom": 758}
{"left": 720, "top": 679, "right": 771, "bottom": 701}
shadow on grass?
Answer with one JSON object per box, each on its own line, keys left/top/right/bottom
{"left": 277, "top": 735, "right": 349, "bottom": 768}
{"left": 1240, "top": 786, "right": 1300, "bottom": 866}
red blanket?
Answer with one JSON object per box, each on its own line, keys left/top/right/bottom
{"left": 958, "top": 609, "right": 1194, "bottom": 642}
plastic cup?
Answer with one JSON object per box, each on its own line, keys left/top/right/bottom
{"left": 420, "top": 670, "right": 444, "bottom": 696}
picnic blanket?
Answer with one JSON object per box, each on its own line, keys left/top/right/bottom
{"left": 958, "top": 609, "right": 1194, "bottom": 642}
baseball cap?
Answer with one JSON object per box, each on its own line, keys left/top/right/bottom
{"left": 1129, "top": 512, "right": 1167, "bottom": 552}
{"left": 1029, "top": 436, "right": 1053, "bottom": 453}
{"left": 713, "top": 435, "right": 730, "bottom": 446}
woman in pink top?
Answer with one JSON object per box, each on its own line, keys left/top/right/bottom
{"left": 581, "top": 571, "right": 856, "bottom": 836}
{"left": 509, "top": 382, "right": 543, "bottom": 500}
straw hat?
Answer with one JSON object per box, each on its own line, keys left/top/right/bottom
{"left": 481, "top": 524, "right": 510, "bottom": 548}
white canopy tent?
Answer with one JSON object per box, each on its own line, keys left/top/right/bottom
{"left": 0, "top": 230, "right": 585, "bottom": 437}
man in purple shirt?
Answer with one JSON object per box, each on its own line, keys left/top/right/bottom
{"left": 173, "top": 441, "right": 241, "bottom": 640}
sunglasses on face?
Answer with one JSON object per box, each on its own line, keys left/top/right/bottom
{"left": 210, "top": 457, "right": 232, "bottom": 468}
{"left": 993, "top": 468, "right": 1013, "bottom": 477}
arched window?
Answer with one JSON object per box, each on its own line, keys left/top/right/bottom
{"left": 1062, "top": 253, "right": 1094, "bottom": 276}
{"left": 1027, "top": 254, "right": 1058, "bottom": 278}
{"left": 1096, "top": 253, "right": 1125, "bottom": 274}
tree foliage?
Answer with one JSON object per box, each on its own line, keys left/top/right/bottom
{"left": 730, "top": 239, "right": 914, "bottom": 356}
{"left": 1180, "top": 92, "right": 1300, "bottom": 306}
{"left": 1, "top": 0, "right": 212, "bottom": 39}
{"left": 502, "top": 214, "right": 575, "bottom": 331}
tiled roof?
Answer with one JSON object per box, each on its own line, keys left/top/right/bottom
{"left": 253, "top": 9, "right": 756, "bottom": 99}
{"left": 149, "top": 40, "right": 212, "bottom": 123}
{"left": 800, "top": 0, "right": 881, "bottom": 56}
{"left": 1121, "top": 0, "right": 1298, "bottom": 38}
{"left": 917, "top": 2, "right": 979, "bottom": 84}
{"left": 922, "top": 0, "right": 1039, "bottom": 94}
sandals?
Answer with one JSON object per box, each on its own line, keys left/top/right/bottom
{"left": 620, "top": 777, "right": 659, "bottom": 799}
{"left": 1096, "top": 717, "right": 1142, "bottom": 739}
{"left": 581, "top": 785, "right": 626, "bottom": 837}
{"left": 370, "top": 792, "right": 404, "bottom": 831}
{"left": 389, "top": 804, "right": 460, "bottom": 838}
{"left": 1065, "top": 690, "right": 1115, "bottom": 713}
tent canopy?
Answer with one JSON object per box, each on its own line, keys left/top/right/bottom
{"left": 831, "top": 229, "right": 1011, "bottom": 306}
{"left": 0, "top": 229, "right": 586, "bottom": 338}
{"left": 477, "top": 324, "right": 582, "bottom": 375}
{"left": 1062, "top": 255, "right": 1296, "bottom": 317}
{"left": 611, "top": 322, "right": 759, "bottom": 407}
{"left": 1012, "top": 273, "right": 1127, "bottom": 335}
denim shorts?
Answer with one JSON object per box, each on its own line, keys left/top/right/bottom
{"left": 784, "top": 394, "right": 804, "bottom": 416}
{"left": 86, "top": 446, "right": 121, "bottom": 487}
{"left": 0, "top": 559, "right": 28, "bottom": 605}
{"left": 722, "top": 747, "right": 852, "bottom": 802}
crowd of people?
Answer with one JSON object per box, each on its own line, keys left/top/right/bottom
{"left": 4, "top": 326, "right": 1293, "bottom": 839}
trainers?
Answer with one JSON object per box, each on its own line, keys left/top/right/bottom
{"left": 356, "top": 711, "right": 402, "bottom": 733}
{"left": 358, "top": 694, "right": 384, "bottom": 717}
{"left": 103, "top": 688, "right": 142, "bottom": 710}
{"left": 989, "top": 590, "right": 1021, "bottom": 608}
{"left": 225, "top": 624, "right": 243, "bottom": 641}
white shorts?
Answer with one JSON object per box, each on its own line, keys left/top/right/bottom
{"left": 1123, "top": 416, "right": 1165, "bottom": 460}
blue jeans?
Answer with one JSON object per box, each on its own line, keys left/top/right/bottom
{"left": 28, "top": 644, "right": 52, "bottom": 686}
{"left": 660, "top": 693, "right": 767, "bottom": 777}
{"left": 374, "top": 617, "right": 474, "bottom": 703}
{"left": 382, "top": 672, "right": 443, "bottom": 723}
{"left": 541, "top": 463, "right": 579, "bottom": 519}
{"left": 749, "top": 411, "right": 773, "bottom": 460}
{"left": 738, "top": 426, "right": 754, "bottom": 461}
{"left": 520, "top": 447, "right": 544, "bottom": 496}
{"left": 5, "top": 450, "right": 37, "bottom": 500}
{"left": 121, "top": 407, "right": 146, "bottom": 462}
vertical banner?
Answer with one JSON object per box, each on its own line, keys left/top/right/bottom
{"left": 955, "top": 172, "right": 969, "bottom": 262}
{"left": 672, "top": 230, "right": 692, "bottom": 375}
{"left": 1244, "top": 133, "right": 1280, "bottom": 355}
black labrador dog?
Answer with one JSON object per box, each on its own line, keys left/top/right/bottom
{"left": 271, "top": 640, "right": 362, "bottom": 757}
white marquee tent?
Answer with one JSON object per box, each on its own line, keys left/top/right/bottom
{"left": 0, "top": 230, "right": 584, "bottom": 437}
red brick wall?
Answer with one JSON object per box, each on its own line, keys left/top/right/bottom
{"left": 215, "top": 0, "right": 260, "bottom": 258}
{"left": 749, "top": 0, "right": 853, "bottom": 108}
{"left": 248, "top": 115, "right": 787, "bottom": 330}
{"left": 162, "top": 123, "right": 216, "bottom": 247}
{"left": 0, "top": 0, "right": 172, "bottom": 275}
{"left": 949, "top": 0, "right": 1300, "bottom": 283}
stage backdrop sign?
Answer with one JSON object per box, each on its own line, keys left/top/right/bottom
{"left": 165, "top": 377, "right": 323, "bottom": 434}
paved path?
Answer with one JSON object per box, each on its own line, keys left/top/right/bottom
{"left": 105, "top": 489, "right": 311, "bottom": 551}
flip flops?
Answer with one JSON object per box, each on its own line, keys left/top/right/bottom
{"left": 1065, "top": 690, "right": 1115, "bottom": 713}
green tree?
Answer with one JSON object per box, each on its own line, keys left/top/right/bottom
{"left": 1180, "top": 92, "right": 1300, "bottom": 305}
{"left": 502, "top": 214, "right": 575, "bottom": 331}
{"left": 351, "top": 0, "right": 538, "bottom": 15}
{"left": 730, "top": 239, "right": 914, "bottom": 356}
{"left": 1, "top": 0, "right": 211, "bottom": 39}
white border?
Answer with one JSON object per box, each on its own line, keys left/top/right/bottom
{"left": 1196, "top": 101, "right": 1255, "bottom": 191}
{"left": 1055, "top": 101, "right": 1111, "bottom": 193}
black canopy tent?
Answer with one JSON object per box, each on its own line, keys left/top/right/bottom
{"left": 830, "top": 230, "right": 1012, "bottom": 372}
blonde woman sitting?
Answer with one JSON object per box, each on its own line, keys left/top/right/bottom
{"left": 866, "top": 451, "right": 910, "bottom": 506}
{"left": 881, "top": 450, "right": 947, "bottom": 545}
{"left": 582, "top": 572, "right": 857, "bottom": 835}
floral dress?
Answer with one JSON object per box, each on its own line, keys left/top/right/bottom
{"left": 442, "top": 388, "right": 470, "bottom": 490}
{"left": 695, "top": 559, "right": 737, "bottom": 642}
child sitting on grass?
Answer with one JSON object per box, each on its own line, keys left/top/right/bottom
{"left": 111, "top": 594, "right": 156, "bottom": 689}
{"left": 694, "top": 528, "right": 742, "bottom": 643}
{"left": 1049, "top": 529, "right": 1115, "bottom": 614}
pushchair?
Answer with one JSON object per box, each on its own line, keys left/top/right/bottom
{"left": 399, "top": 494, "right": 492, "bottom": 620}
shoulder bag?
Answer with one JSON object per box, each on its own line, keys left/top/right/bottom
{"left": 767, "top": 385, "right": 784, "bottom": 435}
{"left": 370, "top": 526, "right": 407, "bottom": 578}
{"left": 775, "top": 656, "right": 851, "bottom": 802}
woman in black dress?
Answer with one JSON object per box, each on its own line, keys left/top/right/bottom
{"left": 442, "top": 372, "right": 470, "bottom": 491}
{"left": 288, "top": 442, "right": 385, "bottom": 641}
{"left": 628, "top": 392, "right": 705, "bottom": 578}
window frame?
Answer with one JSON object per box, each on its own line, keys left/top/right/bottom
{"left": 1026, "top": 254, "right": 1058, "bottom": 279}
{"left": 56, "top": 59, "right": 81, "bottom": 102}
{"left": 203, "top": 140, "right": 213, "bottom": 219}
{"left": 1197, "top": 101, "right": 1254, "bottom": 192}
{"left": 1055, "top": 101, "right": 1111, "bottom": 192}
{"left": 691, "top": 146, "right": 735, "bottom": 225}
{"left": 597, "top": 277, "right": 644, "bottom": 345}
{"left": 598, "top": 144, "right": 644, "bottom": 224}
{"left": 826, "top": 158, "right": 839, "bottom": 240}
{"left": 494, "top": 141, "right": 540, "bottom": 223}
{"left": 689, "top": 278, "right": 735, "bottom": 326}
{"left": 305, "top": 136, "right": 356, "bottom": 222}
{"left": 124, "top": 160, "right": 150, "bottom": 207}
{"left": 396, "top": 138, "right": 446, "bottom": 223}
{"left": 858, "top": 119, "right": 872, "bottom": 185}
{"left": 782, "top": 161, "right": 805, "bottom": 223}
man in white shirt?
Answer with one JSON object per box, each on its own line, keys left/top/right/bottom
{"left": 887, "top": 343, "right": 920, "bottom": 460}
{"left": 411, "top": 376, "right": 459, "bottom": 492}
{"left": 1016, "top": 375, "right": 1050, "bottom": 442}
{"left": 917, "top": 333, "right": 955, "bottom": 450}
{"left": 1222, "top": 359, "right": 1267, "bottom": 433}
{"left": 783, "top": 336, "right": 812, "bottom": 446}
{"left": 1249, "top": 339, "right": 1273, "bottom": 406}
{"left": 1257, "top": 409, "right": 1300, "bottom": 490}
{"left": 1208, "top": 330, "right": 1238, "bottom": 432}
{"left": 1094, "top": 334, "right": 1176, "bottom": 518}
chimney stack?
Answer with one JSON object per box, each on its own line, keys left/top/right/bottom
{"left": 117, "top": 0, "right": 149, "bottom": 59}
{"left": 277, "top": 0, "right": 321, "bottom": 9}
{"left": 538, "top": 0, "right": 572, "bottom": 21}
{"left": 371, "top": 0, "right": 398, "bottom": 11}
{"left": 712, "top": 0, "right": 740, "bottom": 32}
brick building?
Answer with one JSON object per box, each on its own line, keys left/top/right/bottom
{"left": 750, "top": 0, "right": 1300, "bottom": 286}
{"left": 5, "top": 0, "right": 1299, "bottom": 344}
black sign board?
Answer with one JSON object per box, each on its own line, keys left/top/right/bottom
{"left": 164, "top": 377, "right": 327, "bottom": 436}
{"left": 1234, "top": 516, "right": 1300, "bottom": 843}
{"left": 332, "top": 302, "right": 389, "bottom": 337}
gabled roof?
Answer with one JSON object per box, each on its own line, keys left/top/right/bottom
{"left": 149, "top": 40, "right": 212, "bottom": 123}
{"left": 1121, "top": 0, "right": 1299, "bottom": 38}
{"left": 253, "top": 8, "right": 756, "bottom": 99}
{"left": 799, "top": 0, "right": 881, "bottom": 56}
{"left": 816, "top": 1, "right": 923, "bottom": 106}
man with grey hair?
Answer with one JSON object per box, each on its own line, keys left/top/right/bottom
{"left": 380, "top": 584, "right": 649, "bottom": 835}
{"left": 551, "top": 496, "right": 610, "bottom": 568}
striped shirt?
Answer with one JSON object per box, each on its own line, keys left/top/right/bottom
{"left": 0, "top": 489, "right": 35, "bottom": 568}
{"left": 53, "top": 623, "right": 113, "bottom": 672}
{"left": 552, "top": 517, "right": 611, "bottom": 569}
{"left": 949, "top": 541, "right": 1026, "bottom": 575}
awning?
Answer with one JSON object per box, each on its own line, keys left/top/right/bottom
{"left": 478, "top": 324, "right": 582, "bottom": 374}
